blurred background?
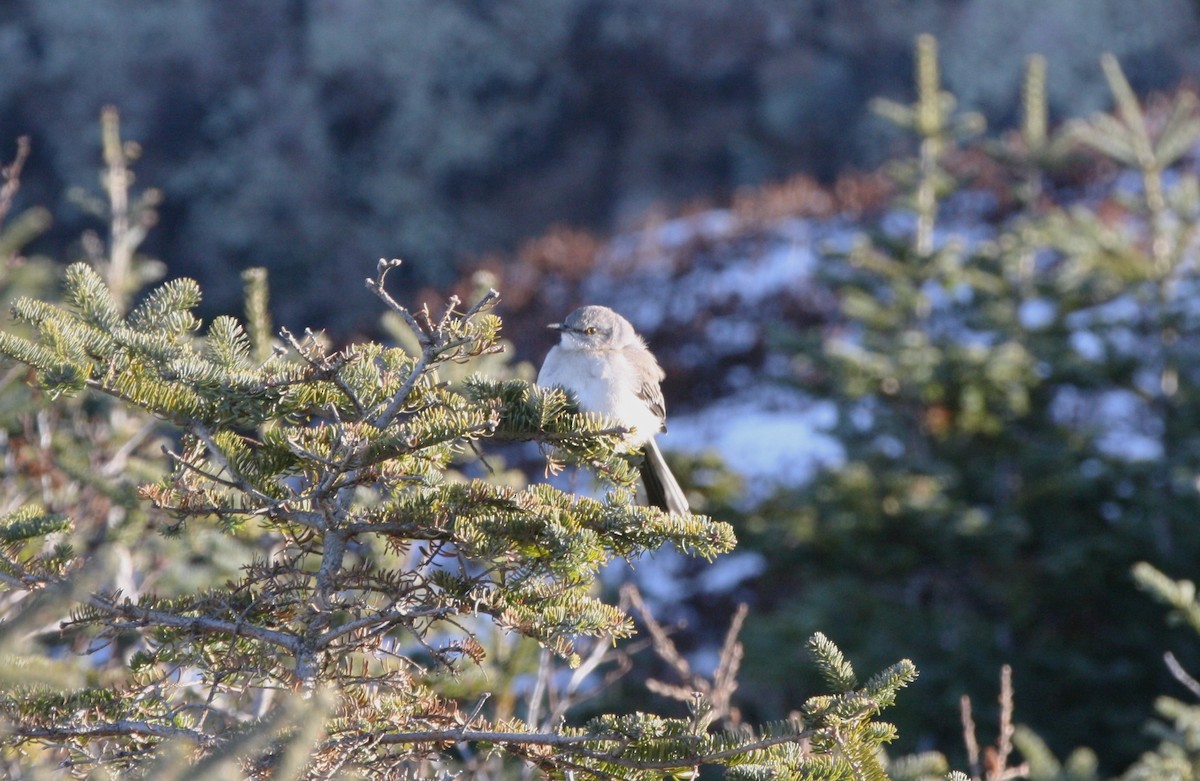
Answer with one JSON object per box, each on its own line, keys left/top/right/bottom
{"left": 1, "top": 0, "right": 1196, "bottom": 330}
{"left": 7, "top": 0, "right": 1200, "bottom": 777}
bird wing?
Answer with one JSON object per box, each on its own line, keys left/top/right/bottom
{"left": 625, "top": 347, "right": 668, "bottom": 431}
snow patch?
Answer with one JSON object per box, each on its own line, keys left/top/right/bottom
{"left": 666, "top": 389, "right": 844, "bottom": 500}
{"left": 1019, "top": 299, "right": 1056, "bottom": 330}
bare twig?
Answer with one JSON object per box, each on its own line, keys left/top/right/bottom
{"left": 366, "top": 259, "right": 500, "bottom": 430}
{"left": 11, "top": 719, "right": 218, "bottom": 749}
{"left": 101, "top": 106, "right": 132, "bottom": 298}
{"left": 1165, "top": 651, "right": 1200, "bottom": 700}
{"left": 527, "top": 647, "right": 552, "bottom": 730}
{"left": 317, "top": 604, "right": 452, "bottom": 652}
{"left": 464, "top": 287, "right": 501, "bottom": 318}
{"left": 710, "top": 603, "right": 748, "bottom": 723}
{"left": 366, "top": 258, "right": 426, "bottom": 345}
{"left": 191, "top": 426, "right": 292, "bottom": 505}
{"left": 0, "top": 135, "right": 30, "bottom": 230}
{"left": 334, "top": 724, "right": 816, "bottom": 771}
{"left": 99, "top": 418, "right": 159, "bottom": 478}
{"left": 961, "top": 694, "right": 981, "bottom": 780}
{"left": 994, "top": 664, "right": 1016, "bottom": 777}
{"left": 960, "top": 665, "right": 1029, "bottom": 781}
{"left": 623, "top": 584, "right": 747, "bottom": 726}
{"left": 623, "top": 583, "right": 691, "bottom": 679}
{"left": 280, "top": 327, "right": 366, "bottom": 418}
{"left": 374, "top": 344, "right": 435, "bottom": 428}
{"left": 548, "top": 634, "right": 633, "bottom": 726}
{"left": 83, "top": 591, "right": 301, "bottom": 653}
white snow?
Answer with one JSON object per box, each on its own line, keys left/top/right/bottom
{"left": 1019, "top": 298, "right": 1057, "bottom": 330}
{"left": 665, "top": 388, "right": 844, "bottom": 501}
{"left": 1094, "top": 390, "right": 1164, "bottom": 462}
{"left": 1070, "top": 330, "right": 1105, "bottom": 361}
{"left": 704, "top": 317, "right": 761, "bottom": 354}
{"left": 1065, "top": 294, "right": 1142, "bottom": 327}
{"left": 652, "top": 210, "right": 739, "bottom": 250}
{"left": 1050, "top": 386, "right": 1163, "bottom": 462}
{"left": 709, "top": 242, "right": 816, "bottom": 304}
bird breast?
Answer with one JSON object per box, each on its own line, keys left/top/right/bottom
{"left": 537, "top": 346, "right": 663, "bottom": 445}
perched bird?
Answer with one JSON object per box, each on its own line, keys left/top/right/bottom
{"left": 537, "top": 305, "right": 689, "bottom": 515}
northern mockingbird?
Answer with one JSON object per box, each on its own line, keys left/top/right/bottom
{"left": 537, "top": 305, "right": 690, "bottom": 515}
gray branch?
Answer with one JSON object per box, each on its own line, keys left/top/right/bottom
{"left": 88, "top": 593, "right": 300, "bottom": 654}
{"left": 11, "top": 719, "right": 218, "bottom": 748}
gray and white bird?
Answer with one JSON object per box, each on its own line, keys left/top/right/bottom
{"left": 537, "top": 305, "right": 690, "bottom": 515}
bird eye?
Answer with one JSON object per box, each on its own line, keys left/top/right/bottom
{"left": 585, "top": 327, "right": 596, "bottom": 335}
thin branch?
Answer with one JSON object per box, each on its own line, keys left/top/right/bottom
{"left": 527, "top": 648, "right": 552, "bottom": 729}
{"left": 316, "top": 605, "right": 453, "bottom": 650}
{"left": 710, "top": 603, "right": 748, "bottom": 721}
{"left": 0, "top": 135, "right": 31, "bottom": 230}
{"left": 366, "top": 259, "right": 501, "bottom": 431}
{"left": 10, "top": 719, "right": 218, "bottom": 748}
{"left": 366, "top": 259, "right": 426, "bottom": 342}
{"left": 464, "top": 287, "right": 501, "bottom": 319}
{"left": 354, "top": 725, "right": 816, "bottom": 771}
{"left": 1165, "top": 651, "right": 1200, "bottom": 700}
{"left": 962, "top": 665, "right": 1028, "bottom": 781}
{"left": 623, "top": 583, "right": 693, "bottom": 682}
{"left": 146, "top": 497, "right": 323, "bottom": 530}
{"left": 961, "top": 694, "right": 981, "bottom": 781}
{"left": 547, "top": 634, "right": 633, "bottom": 727}
{"left": 372, "top": 346, "right": 435, "bottom": 430}
{"left": 280, "top": 327, "right": 366, "bottom": 418}
{"left": 344, "top": 521, "right": 448, "bottom": 538}
{"left": 191, "top": 425, "right": 290, "bottom": 508}
{"left": 85, "top": 592, "right": 300, "bottom": 654}
{"left": 161, "top": 445, "right": 244, "bottom": 491}
{"left": 995, "top": 664, "right": 1015, "bottom": 777}
{"left": 99, "top": 418, "right": 160, "bottom": 478}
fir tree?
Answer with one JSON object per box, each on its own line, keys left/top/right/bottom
{"left": 736, "top": 39, "right": 1200, "bottom": 767}
{"left": 0, "top": 114, "right": 916, "bottom": 779}
{"left": 1123, "top": 563, "right": 1200, "bottom": 781}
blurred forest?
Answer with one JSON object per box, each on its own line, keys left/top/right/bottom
{"left": 1, "top": 0, "right": 1199, "bottom": 331}
{"left": 5, "top": 3, "right": 1200, "bottom": 779}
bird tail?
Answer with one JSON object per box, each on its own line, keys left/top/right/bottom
{"left": 640, "top": 438, "right": 690, "bottom": 515}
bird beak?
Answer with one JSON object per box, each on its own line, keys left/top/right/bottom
{"left": 548, "top": 323, "right": 565, "bottom": 331}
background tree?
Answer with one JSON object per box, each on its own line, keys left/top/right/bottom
{"left": 732, "top": 42, "right": 1200, "bottom": 769}
{"left": 1121, "top": 562, "right": 1200, "bottom": 781}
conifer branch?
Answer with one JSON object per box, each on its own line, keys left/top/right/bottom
{"left": 366, "top": 258, "right": 426, "bottom": 345}
{"left": 85, "top": 592, "right": 301, "bottom": 653}
{"left": 280, "top": 326, "right": 367, "bottom": 419}
{"left": 190, "top": 425, "right": 289, "bottom": 508}
{"left": 338, "top": 725, "right": 817, "bottom": 770}
{"left": 10, "top": 719, "right": 218, "bottom": 748}
{"left": 366, "top": 258, "right": 502, "bottom": 430}
{"left": 315, "top": 604, "right": 452, "bottom": 650}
